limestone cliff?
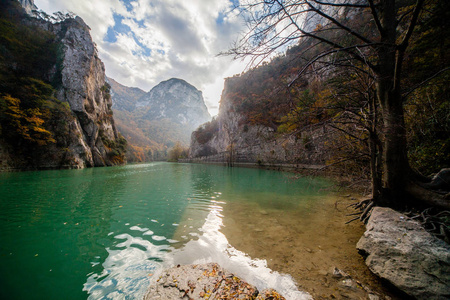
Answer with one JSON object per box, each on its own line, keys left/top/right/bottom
{"left": 189, "top": 78, "right": 331, "bottom": 166}
{"left": 50, "top": 16, "right": 124, "bottom": 167}
{"left": 0, "top": 0, "right": 125, "bottom": 170}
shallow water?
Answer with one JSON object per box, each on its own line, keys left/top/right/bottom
{"left": 0, "top": 162, "right": 395, "bottom": 300}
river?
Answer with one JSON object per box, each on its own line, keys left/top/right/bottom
{"left": 0, "top": 162, "right": 393, "bottom": 299}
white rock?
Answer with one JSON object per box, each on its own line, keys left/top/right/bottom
{"left": 357, "top": 207, "right": 450, "bottom": 300}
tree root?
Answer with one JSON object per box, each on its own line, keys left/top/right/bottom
{"left": 407, "top": 209, "right": 450, "bottom": 243}
{"left": 346, "top": 198, "right": 375, "bottom": 224}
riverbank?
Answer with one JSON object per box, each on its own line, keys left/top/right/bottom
{"left": 179, "top": 160, "right": 370, "bottom": 192}
{"left": 218, "top": 190, "right": 403, "bottom": 299}
{"left": 175, "top": 161, "right": 394, "bottom": 298}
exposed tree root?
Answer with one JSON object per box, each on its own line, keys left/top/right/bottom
{"left": 346, "top": 198, "right": 374, "bottom": 224}
{"left": 408, "top": 208, "right": 450, "bottom": 243}
{"left": 345, "top": 169, "right": 450, "bottom": 232}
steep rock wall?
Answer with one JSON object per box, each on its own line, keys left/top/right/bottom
{"left": 50, "top": 16, "right": 120, "bottom": 167}
{"left": 189, "top": 79, "right": 331, "bottom": 165}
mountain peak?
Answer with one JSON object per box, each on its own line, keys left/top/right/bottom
{"left": 19, "top": 0, "right": 37, "bottom": 15}
{"left": 138, "top": 78, "right": 211, "bottom": 128}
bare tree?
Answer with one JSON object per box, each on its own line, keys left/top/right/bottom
{"left": 227, "top": 0, "right": 449, "bottom": 209}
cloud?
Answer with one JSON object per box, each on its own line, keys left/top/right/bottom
{"left": 34, "top": 0, "right": 249, "bottom": 116}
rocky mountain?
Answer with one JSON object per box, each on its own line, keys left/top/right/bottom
{"left": 109, "top": 77, "right": 211, "bottom": 162}
{"left": 0, "top": 0, "right": 126, "bottom": 170}
{"left": 108, "top": 77, "right": 146, "bottom": 112}
{"left": 138, "top": 78, "right": 210, "bottom": 130}
{"left": 18, "top": 0, "right": 36, "bottom": 14}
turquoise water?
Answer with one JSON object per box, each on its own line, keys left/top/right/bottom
{"left": 0, "top": 163, "right": 332, "bottom": 300}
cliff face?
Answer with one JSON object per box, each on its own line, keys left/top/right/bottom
{"left": 51, "top": 16, "right": 123, "bottom": 167}
{"left": 189, "top": 78, "right": 331, "bottom": 166}
{"left": 0, "top": 0, "right": 125, "bottom": 170}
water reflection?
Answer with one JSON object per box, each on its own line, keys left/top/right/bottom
{"left": 172, "top": 206, "right": 312, "bottom": 300}
{"left": 0, "top": 163, "right": 329, "bottom": 300}
{"left": 85, "top": 192, "right": 311, "bottom": 300}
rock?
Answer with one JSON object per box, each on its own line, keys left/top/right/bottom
{"left": 144, "top": 263, "right": 286, "bottom": 300}
{"left": 331, "top": 267, "right": 349, "bottom": 279}
{"left": 19, "top": 0, "right": 37, "bottom": 14}
{"left": 109, "top": 77, "right": 211, "bottom": 155}
{"left": 423, "top": 168, "right": 450, "bottom": 190}
{"left": 338, "top": 278, "right": 358, "bottom": 291}
{"left": 188, "top": 77, "right": 332, "bottom": 166}
{"left": 357, "top": 207, "right": 450, "bottom": 300}
{"left": 368, "top": 294, "right": 380, "bottom": 300}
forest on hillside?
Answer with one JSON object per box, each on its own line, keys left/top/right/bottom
{"left": 0, "top": 1, "right": 69, "bottom": 151}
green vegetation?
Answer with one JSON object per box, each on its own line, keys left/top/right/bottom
{"left": 167, "top": 141, "right": 188, "bottom": 162}
{"left": 0, "top": 1, "right": 73, "bottom": 159}
{"left": 99, "top": 129, "right": 127, "bottom": 164}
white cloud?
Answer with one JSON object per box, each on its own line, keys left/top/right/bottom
{"left": 34, "top": 0, "right": 248, "bottom": 116}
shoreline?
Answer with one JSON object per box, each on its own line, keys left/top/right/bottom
{"left": 174, "top": 161, "right": 403, "bottom": 299}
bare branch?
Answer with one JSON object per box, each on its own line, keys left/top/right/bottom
{"left": 288, "top": 44, "right": 378, "bottom": 87}
{"left": 399, "top": 0, "right": 425, "bottom": 50}
{"left": 402, "top": 67, "right": 450, "bottom": 98}
{"left": 368, "top": 0, "right": 384, "bottom": 35}
{"left": 305, "top": 0, "right": 375, "bottom": 45}
{"left": 312, "top": 0, "right": 370, "bottom": 8}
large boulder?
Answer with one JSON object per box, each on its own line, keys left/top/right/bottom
{"left": 357, "top": 207, "right": 450, "bottom": 299}
{"left": 144, "top": 263, "right": 288, "bottom": 300}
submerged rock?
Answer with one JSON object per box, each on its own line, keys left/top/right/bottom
{"left": 357, "top": 207, "right": 450, "bottom": 300}
{"left": 144, "top": 263, "right": 287, "bottom": 300}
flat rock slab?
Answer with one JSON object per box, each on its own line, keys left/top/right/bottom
{"left": 357, "top": 207, "right": 450, "bottom": 300}
{"left": 144, "top": 263, "right": 286, "bottom": 300}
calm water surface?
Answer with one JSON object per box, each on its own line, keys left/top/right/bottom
{"left": 0, "top": 162, "right": 332, "bottom": 300}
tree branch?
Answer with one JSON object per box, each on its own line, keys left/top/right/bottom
{"left": 288, "top": 44, "right": 378, "bottom": 87}
{"left": 312, "top": 0, "right": 370, "bottom": 8}
{"left": 368, "top": 0, "right": 384, "bottom": 35}
{"left": 402, "top": 67, "right": 450, "bottom": 98}
{"left": 305, "top": 0, "right": 375, "bottom": 45}
{"left": 399, "top": 0, "right": 425, "bottom": 50}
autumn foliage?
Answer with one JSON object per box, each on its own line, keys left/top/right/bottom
{"left": 0, "top": 1, "right": 72, "bottom": 157}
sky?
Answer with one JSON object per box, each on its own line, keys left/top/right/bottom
{"left": 33, "top": 0, "right": 249, "bottom": 116}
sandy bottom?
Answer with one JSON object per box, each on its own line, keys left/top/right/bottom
{"left": 220, "top": 192, "right": 401, "bottom": 300}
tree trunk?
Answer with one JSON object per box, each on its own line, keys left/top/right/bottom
{"left": 381, "top": 92, "right": 410, "bottom": 191}
{"left": 369, "top": 96, "right": 382, "bottom": 201}
{"left": 375, "top": 0, "right": 412, "bottom": 202}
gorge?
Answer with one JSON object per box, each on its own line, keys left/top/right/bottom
{"left": 109, "top": 77, "right": 211, "bottom": 162}
{"left": 0, "top": 0, "right": 449, "bottom": 299}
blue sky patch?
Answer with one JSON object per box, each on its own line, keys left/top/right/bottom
{"left": 132, "top": 35, "right": 152, "bottom": 57}
{"left": 120, "top": 0, "right": 135, "bottom": 12}
{"left": 104, "top": 13, "right": 131, "bottom": 43}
